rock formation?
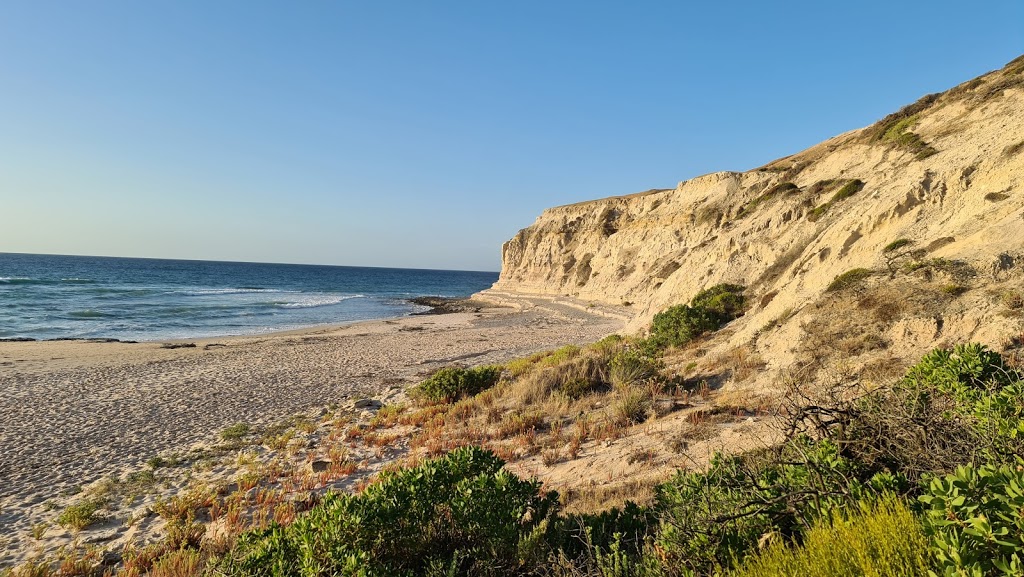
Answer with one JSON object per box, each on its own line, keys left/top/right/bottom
{"left": 482, "top": 55, "right": 1024, "bottom": 381}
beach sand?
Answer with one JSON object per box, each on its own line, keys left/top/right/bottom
{"left": 0, "top": 295, "right": 626, "bottom": 561}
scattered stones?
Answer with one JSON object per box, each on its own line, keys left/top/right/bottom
{"left": 100, "top": 550, "right": 122, "bottom": 566}
{"left": 352, "top": 399, "right": 382, "bottom": 411}
{"left": 160, "top": 343, "right": 196, "bottom": 349}
{"left": 308, "top": 460, "right": 331, "bottom": 474}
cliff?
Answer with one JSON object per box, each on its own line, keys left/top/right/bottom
{"left": 485, "top": 56, "right": 1024, "bottom": 340}
{"left": 480, "top": 56, "right": 1024, "bottom": 384}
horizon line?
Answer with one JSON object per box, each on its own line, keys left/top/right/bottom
{"left": 0, "top": 251, "right": 501, "bottom": 275}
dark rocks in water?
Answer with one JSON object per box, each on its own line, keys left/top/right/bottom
{"left": 409, "top": 296, "right": 483, "bottom": 315}
{"left": 160, "top": 340, "right": 196, "bottom": 350}
{"left": 0, "top": 337, "right": 36, "bottom": 342}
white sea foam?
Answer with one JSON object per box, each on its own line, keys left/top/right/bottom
{"left": 279, "top": 294, "right": 364, "bottom": 308}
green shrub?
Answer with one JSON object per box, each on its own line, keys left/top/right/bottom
{"left": 593, "top": 534, "right": 665, "bottom": 577}
{"left": 807, "top": 179, "right": 865, "bottom": 221}
{"left": 842, "top": 344, "right": 1024, "bottom": 483}
{"left": 609, "top": 348, "right": 662, "bottom": 389}
{"left": 877, "top": 114, "right": 937, "bottom": 159}
{"left": 831, "top": 179, "right": 865, "bottom": 202}
{"left": 736, "top": 182, "right": 799, "bottom": 218}
{"left": 57, "top": 499, "right": 105, "bottom": 531}
{"left": 548, "top": 501, "right": 657, "bottom": 572}
{"left": 941, "top": 283, "right": 968, "bottom": 296}
{"left": 730, "top": 494, "right": 931, "bottom": 577}
{"left": 225, "top": 447, "right": 559, "bottom": 577}
{"left": 220, "top": 422, "right": 251, "bottom": 441}
{"left": 413, "top": 365, "right": 503, "bottom": 404}
{"left": 921, "top": 463, "right": 1024, "bottom": 577}
{"left": 883, "top": 238, "right": 914, "bottom": 253}
{"left": 647, "top": 305, "right": 721, "bottom": 349}
{"left": 646, "top": 284, "right": 745, "bottom": 351}
{"left": 903, "top": 344, "right": 1023, "bottom": 456}
{"left": 588, "top": 334, "right": 626, "bottom": 358}
{"left": 560, "top": 377, "right": 596, "bottom": 401}
{"left": 807, "top": 204, "right": 830, "bottom": 221}
{"left": 653, "top": 439, "right": 900, "bottom": 575}
{"left": 541, "top": 345, "right": 582, "bottom": 367}
{"left": 826, "top": 268, "right": 873, "bottom": 292}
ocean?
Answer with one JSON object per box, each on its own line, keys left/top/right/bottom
{"left": 0, "top": 253, "right": 498, "bottom": 341}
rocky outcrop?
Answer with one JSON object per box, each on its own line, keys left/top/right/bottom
{"left": 483, "top": 56, "right": 1024, "bottom": 344}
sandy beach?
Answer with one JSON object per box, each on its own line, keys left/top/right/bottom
{"left": 0, "top": 295, "right": 626, "bottom": 558}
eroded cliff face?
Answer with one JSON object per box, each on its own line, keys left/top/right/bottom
{"left": 485, "top": 56, "right": 1024, "bottom": 354}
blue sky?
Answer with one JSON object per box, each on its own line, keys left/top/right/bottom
{"left": 1, "top": 2, "right": 1021, "bottom": 271}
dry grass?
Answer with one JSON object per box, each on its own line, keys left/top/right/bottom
{"left": 612, "top": 387, "right": 653, "bottom": 426}
{"left": 718, "top": 346, "right": 767, "bottom": 382}
{"left": 560, "top": 476, "right": 665, "bottom": 514}
{"left": 797, "top": 275, "right": 961, "bottom": 379}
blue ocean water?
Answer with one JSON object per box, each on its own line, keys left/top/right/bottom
{"left": 0, "top": 253, "right": 498, "bottom": 341}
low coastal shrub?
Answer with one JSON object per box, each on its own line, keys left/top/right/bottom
{"left": 34, "top": 344, "right": 1024, "bottom": 577}
{"left": 224, "top": 446, "right": 559, "bottom": 577}
{"left": 736, "top": 182, "right": 799, "bottom": 218}
{"left": 730, "top": 494, "right": 931, "bottom": 577}
{"left": 646, "top": 284, "right": 745, "bottom": 351}
{"left": 540, "top": 345, "right": 582, "bottom": 367}
{"left": 807, "top": 179, "right": 865, "bottom": 221}
{"left": 922, "top": 463, "right": 1024, "bottom": 577}
{"left": 412, "top": 365, "right": 503, "bottom": 404}
{"left": 882, "top": 238, "right": 913, "bottom": 253}
{"left": 503, "top": 338, "right": 638, "bottom": 403}
{"left": 220, "top": 423, "right": 251, "bottom": 442}
{"left": 831, "top": 179, "right": 865, "bottom": 202}
{"left": 826, "top": 268, "right": 873, "bottom": 292}
{"left": 652, "top": 439, "right": 900, "bottom": 575}
{"left": 878, "top": 114, "right": 937, "bottom": 159}
{"left": 609, "top": 348, "right": 662, "bottom": 389}
{"left": 56, "top": 499, "right": 105, "bottom": 531}
{"left": 900, "top": 344, "right": 1023, "bottom": 462}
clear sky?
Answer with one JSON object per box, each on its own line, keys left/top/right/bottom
{"left": 1, "top": 2, "right": 1021, "bottom": 271}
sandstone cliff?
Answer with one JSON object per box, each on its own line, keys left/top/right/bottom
{"left": 482, "top": 55, "right": 1024, "bottom": 381}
